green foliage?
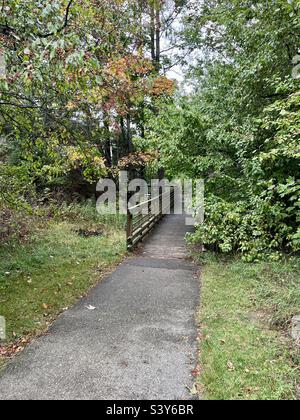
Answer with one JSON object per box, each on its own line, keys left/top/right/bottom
{"left": 0, "top": 1, "right": 181, "bottom": 207}
{"left": 50, "top": 200, "right": 126, "bottom": 231}
{"left": 147, "top": 0, "right": 300, "bottom": 260}
{"left": 0, "top": 163, "right": 32, "bottom": 208}
{"left": 190, "top": 188, "right": 299, "bottom": 262}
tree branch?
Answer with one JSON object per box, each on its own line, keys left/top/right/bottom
{"left": 0, "top": 0, "right": 75, "bottom": 39}
{"left": 38, "top": 0, "right": 75, "bottom": 38}
{"left": 0, "top": 101, "right": 39, "bottom": 109}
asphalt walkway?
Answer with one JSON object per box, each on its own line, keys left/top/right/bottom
{"left": 0, "top": 214, "right": 199, "bottom": 400}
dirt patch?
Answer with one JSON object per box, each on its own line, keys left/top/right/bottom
{"left": 0, "top": 207, "right": 32, "bottom": 243}
{"left": 75, "top": 228, "right": 104, "bottom": 238}
{"left": 248, "top": 310, "right": 270, "bottom": 329}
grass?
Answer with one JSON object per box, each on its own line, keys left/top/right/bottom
{"left": 196, "top": 253, "right": 300, "bottom": 400}
{"left": 0, "top": 203, "right": 126, "bottom": 363}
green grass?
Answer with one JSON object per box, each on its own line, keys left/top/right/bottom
{"left": 0, "top": 203, "right": 126, "bottom": 362}
{"left": 196, "top": 254, "right": 300, "bottom": 400}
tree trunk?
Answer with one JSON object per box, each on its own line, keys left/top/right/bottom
{"left": 155, "top": 1, "right": 161, "bottom": 70}
{"left": 150, "top": 2, "right": 156, "bottom": 63}
{"left": 126, "top": 114, "right": 134, "bottom": 154}
{"left": 149, "top": 1, "right": 161, "bottom": 70}
{"left": 103, "top": 111, "right": 112, "bottom": 167}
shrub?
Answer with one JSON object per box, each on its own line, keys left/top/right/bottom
{"left": 190, "top": 180, "right": 300, "bottom": 262}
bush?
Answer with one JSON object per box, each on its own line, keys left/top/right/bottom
{"left": 190, "top": 181, "right": 300, "bottom": 262}
{"left": 0, "top": 164, "right": 33, "bottom": 209}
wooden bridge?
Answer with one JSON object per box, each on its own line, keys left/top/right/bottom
{"left": 126, "top": 186, "right": 176, "bottom": 250}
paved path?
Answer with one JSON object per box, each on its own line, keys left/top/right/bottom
{"left": 0, "top": 214, "right": 199, "bottom": 400}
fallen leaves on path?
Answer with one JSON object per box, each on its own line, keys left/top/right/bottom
{"left": 0, "top": 337, "right": 30, "bottom": 358}
{"left": 191, "top": 365, "right": 201, "bottom": 377}
{"left": 85, "top": 305, "right": 96, "bottom": 311}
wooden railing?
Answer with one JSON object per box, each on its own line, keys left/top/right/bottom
{"left": 126, "top": 187, "right": 175, "bottom": 251}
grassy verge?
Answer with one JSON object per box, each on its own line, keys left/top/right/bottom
{"left": 0, "top": 203, "right": 126, "bottom": 364}
{"left": 196, "top": 254, "right": 300, "bottom": 400}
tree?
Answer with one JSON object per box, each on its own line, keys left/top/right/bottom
{"left": 146, "top": 0, "right": 300, "bottom": 260}
{"left": 0, "top": 0, "right": 180, "bottom": 200}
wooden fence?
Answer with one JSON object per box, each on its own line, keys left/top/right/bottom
{"left": 126, "top": 187, "right": 175, "bottom": 251}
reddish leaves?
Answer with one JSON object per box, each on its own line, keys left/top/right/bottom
{"left": 0, "top": 337, "right": 30, "bottom": 358}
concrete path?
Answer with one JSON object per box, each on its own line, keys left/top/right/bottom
{"left": 0, "top": 214, "right": 199, "bottom": 400}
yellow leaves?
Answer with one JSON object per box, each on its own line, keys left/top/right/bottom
{"left": 86, "top": 86, "right": 104, "bottom": 106}
{"left": 92, "top": 156, "right": 106, "bottom": 168}
{"left": 105, "top": 55, "right": 153, "bottom": 81}
{"left": 66, "top": 146, "right": 105, "bottom": 173}
{"left": 105, "top": 57, "right": 130, "bottom": 81}
{"left": 67, "top": 52, "right": 176, "bottom": 117}
{"left": 66, "top": 101, "right": 76, "bottom": 110}
{"left": 67, "top": 147, "right": 83, "bottom": 164}
{"left": 102, "top": 54, "right": 155, "bottom": 111}
{"left": 152, "top": 76, "right": 175, "bottom": 96}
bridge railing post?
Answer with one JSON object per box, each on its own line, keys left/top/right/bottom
{"left": 126, "top": 210, "right": 133, "bottom": 251}
{"left": 126, "top": 183, "right": 174, "bottom": 251}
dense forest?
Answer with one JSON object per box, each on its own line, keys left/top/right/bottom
{"left": 0, "top": 1, "right": 299, "bottom": 401}
{"left": 0, "top": 0, "right": 299, "bottom": 261}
